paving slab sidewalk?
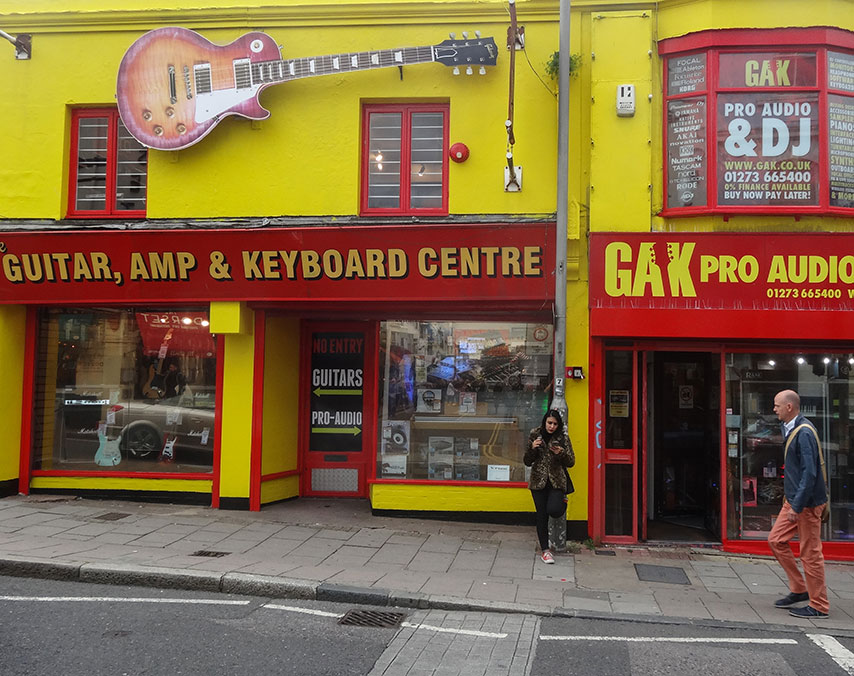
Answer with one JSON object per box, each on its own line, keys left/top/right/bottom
{"left": 1, "top": 494, "right": 853, "bottom": 633}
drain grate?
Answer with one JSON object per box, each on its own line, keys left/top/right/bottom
{"left": 338, "top": 609, "right": 406, "bottom": 628}
{"left": 94, "top": 512, "right": 131, "bottom": 521}
{"left": 191, "top": 550, "right": 230, "bottom": 558}
{"left": 594, "top": 549, "right": 616, "bottom": 556}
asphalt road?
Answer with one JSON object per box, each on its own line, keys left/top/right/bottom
{"left": 0, "top": 575, "right": 397, "bottom": 676}
{"left": 533, "top": 616, "right": 854, "bottom": 676}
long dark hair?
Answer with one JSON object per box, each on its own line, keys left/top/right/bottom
{"left": 539, "top": 409, "right": 565, "bottom": 440}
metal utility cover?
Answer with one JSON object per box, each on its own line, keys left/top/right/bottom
{"left": 634, "top": 563, "right": 691, "bottom": 585}
{"left": 338, "top": 609, "right": 406, "bottom": 628}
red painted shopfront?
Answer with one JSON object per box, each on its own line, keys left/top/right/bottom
{"left": 589, "top": 232, "right": 854, "bottom": 560}
{"left": 1, "top": 222, "right": 558, "bottom": 513}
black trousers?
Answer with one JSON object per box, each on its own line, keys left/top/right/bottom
{"left": 530, "top": 483, "right": 566, "bottom": 551}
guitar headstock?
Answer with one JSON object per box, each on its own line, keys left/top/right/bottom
{"left": 434, "top": 32, "right": 498, "bottom": 72}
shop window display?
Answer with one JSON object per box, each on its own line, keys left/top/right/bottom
{"left": 31, "top": 308, "right": 217, "bottom": 473}
{"left": 377, "top": 321, "right": 554, "bottom": 483}
{"left": 725, "top": 352, "right": 854, "bottom": 541}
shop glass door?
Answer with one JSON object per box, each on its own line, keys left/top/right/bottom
{"left": 602, "top": 349, "right": 641, "bottom": 542}
{"left": 301, "top": 322, "right": 376, "bottom": 497}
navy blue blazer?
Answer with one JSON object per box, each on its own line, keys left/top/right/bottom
{"left": 783, "top": 414, "right": 828, "bottom": 513}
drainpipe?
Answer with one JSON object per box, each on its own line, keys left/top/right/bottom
{"left": 549, "top": 0, "right": 570, "bottom": 425}
{"left": 547, "top": 0, "right": 572, "bottom": 553}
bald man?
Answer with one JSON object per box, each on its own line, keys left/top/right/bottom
{"left": 768, "top": 389, "right": 829, "bottom": 619}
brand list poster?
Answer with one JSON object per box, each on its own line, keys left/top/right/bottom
{"left": 667, "top": 96, "right": 707, "bottom": 208}
{"left": 309, "top": 331, "right": 364, "bottom": 453}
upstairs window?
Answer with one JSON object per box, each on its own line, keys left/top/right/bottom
{"left": 361, "top": 103, "right": 449, "bottom": 216}
{"left": 660, "top": 28, "right": 854, "bottom": 216}
{"left": 68, "top": 109, "right": 147, "bottom": 218}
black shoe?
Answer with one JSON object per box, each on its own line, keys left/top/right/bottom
{"left": 774, "top": 591, "right": 810, "bottom": 608}
{"left": 789, "top": 605, "right": 828, "bottom": 619}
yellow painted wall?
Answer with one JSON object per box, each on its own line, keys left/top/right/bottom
{"left": 30, "top": 476, "right": 212, "bottom": 493}
{"left": 218, "top": 321, "right": 255, "bottom": 500}
{"left": 370, "top": 483, "right": 535, "bottom": 512}
{"left": 0, "top": 0, "right": 563, "bottom": 220}
{"left": 260, "top": 315, "right": 300, "bottom": 503}
{"left": 0, "top": 306, "right": 26, "bottom": 484}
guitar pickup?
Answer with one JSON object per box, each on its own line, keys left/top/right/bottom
{"left": 183, "top": 65, "right": 193, "bottom": 99}
{"left": 168, "top": 65, "right": 177, "bottom": 104}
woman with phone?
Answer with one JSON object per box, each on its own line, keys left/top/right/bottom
{"left": 523, "top": 409, "right": 575, "bottom": 564}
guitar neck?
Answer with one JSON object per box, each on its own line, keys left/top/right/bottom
{"left": 248, "top": 45, "right": 436, "bottom": 86}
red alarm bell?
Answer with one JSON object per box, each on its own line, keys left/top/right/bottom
{"left": 449, "top": 142, "right": 470, "bottom": 163}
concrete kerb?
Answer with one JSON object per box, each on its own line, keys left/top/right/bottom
{"left": 5, "top": 555, "right": 854, "bottom": 639}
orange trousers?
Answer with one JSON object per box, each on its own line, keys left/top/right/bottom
{"left": 767, "top": 501, "right": 829, "bottom": 614}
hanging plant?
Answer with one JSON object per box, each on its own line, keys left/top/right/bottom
{"left": 545, "top": 51, "right": 582, "bottom": 80}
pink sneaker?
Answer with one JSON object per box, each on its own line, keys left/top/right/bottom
{"left": 541, "top": 550, "right": 555, "bottom": 564}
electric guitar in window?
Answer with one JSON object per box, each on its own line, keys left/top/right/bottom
{"left": 117, "top": 27, "right": 498, "bottom": 151}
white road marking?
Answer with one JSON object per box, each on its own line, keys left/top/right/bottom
{"left": 264, "top": 603, "right": 343, "bottom": 618}
{"left": 540, "top": 635, "right": 797, "bottom": 644}
{"left": 0, "top": 595, "right": 250, "bottom": 605}
{"left": 808, "top": 634, "right": 854, "bottom": 674}
{"left": 262, "top": 605, "right": 506, "bottom": 637}
{"left": 402, "top": 621, "right": 507, "bottom": 639}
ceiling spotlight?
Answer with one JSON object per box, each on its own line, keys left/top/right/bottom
{"left": 823, "top": 357, "right": 831, "bottom": 364}
{"left": 768, "top": 360, "right": 776, "bottom": 367}
{"left": 797, "top": 356, "right": 805, "bottom": 364}
{"left": 182, "top": 317, "right": 192, "bottom": 325}
{"left": 201, "top": 320, "right": 210, "bottom": 327}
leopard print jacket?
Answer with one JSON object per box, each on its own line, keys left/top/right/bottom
{"left": 523, "top": 426, "right": 575, "bottom": 491}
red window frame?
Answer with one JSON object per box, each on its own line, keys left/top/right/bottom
{"left": 660, "top": 27, "right": 854, "bottom": 217}
{"left": 360, "top": 103, "right": 449, "bottom": 216}
{"left": 68, "top": 108, "right": 147, "bottom": 219}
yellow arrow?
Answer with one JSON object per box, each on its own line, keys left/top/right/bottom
{"left": 313, "top": 388, "right": 363, "bottom": 397}
{"left": 311, "top": 426, "right": 362, "bottom": 436}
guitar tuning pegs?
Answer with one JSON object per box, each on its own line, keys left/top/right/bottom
{"left": 452, "top": 66, "right": 460, "bottom": 75}
{"left": 462, "top": 31, "right": 469, "bottom": 39}
{"left": 465, "top": 66, "right": 473, "bottom": 75}
{"left": 479, "top": 66, "right": 486, "bottom": 75}
{"left": 449, "top": 32, "right": 456, "bottom": 39}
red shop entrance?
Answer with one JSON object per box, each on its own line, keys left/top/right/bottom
{"left": 595, "top": 344, "right": 722, "bottom": 544}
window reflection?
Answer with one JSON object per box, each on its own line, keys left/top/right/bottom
{"left": 32, "top": 308, "right": 217, "bottom": 473}
{"left": 377, "top": 321, "right": 554, "bottom": 482}
{"left": 725, "top": 352, "right": 852, "bottom": 540}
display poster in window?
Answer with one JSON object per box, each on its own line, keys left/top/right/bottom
{"left": 828, "top": 51, "right": 854, "bottom": 94}
{"left": 829, "top": 94, "right": 854, "bottom": 208}
{"left": 718, "top": 53, "right": 817, "bottom": 89}
{"left": 717, "top": 92, "right": 819, "bottom": 207}
{"left": 667, "top": 53, "right": 706, "bottom": 94}
{"left": 609, "top": 390, "right": 630, "bottom": 418}
{"left": 667, "top": 96, "right": 707, "bottom": 208}
{"left": 309, "top": 331, "right": 364, "bottom": 453}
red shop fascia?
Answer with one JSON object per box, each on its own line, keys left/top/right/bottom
{"left": 0, "top": 223, "right": 555, "bottom": 316}
{"left": 589, "top": 232, "right": 854, "bottom": 560}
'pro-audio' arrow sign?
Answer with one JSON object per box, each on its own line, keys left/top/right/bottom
{"left": 311, "top": 426, "right": 362, "bottom": 436}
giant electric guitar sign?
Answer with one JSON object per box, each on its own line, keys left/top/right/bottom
{"left": 116, "top": 27, "right": 497, "bottom": 150}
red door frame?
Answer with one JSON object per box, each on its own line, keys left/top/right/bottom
{"left": 299, "top": 320, "right": 378, "bottom": 497}
{"left": 593, "top": 339, "right": 729, "bottom": 545}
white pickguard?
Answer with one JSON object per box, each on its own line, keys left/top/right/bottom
{"left": 194, "top": 86, "right": 263, "bottom": 123}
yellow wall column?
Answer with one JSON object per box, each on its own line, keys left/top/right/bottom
{"left": 260, "top": 315, "right": 301, "bottom": 504}
{"left": 210, "top": 301, "right": 255, "bottom": 507}
{"left": 0, "top": 306, "right": 26, "bottom": 490}
{"left": 589, "top": 10, "right": 654, "bottom": 231}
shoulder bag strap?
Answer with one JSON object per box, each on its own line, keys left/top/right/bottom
{"left": 786, "top": 423, "right": 827, "bottom": 489}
